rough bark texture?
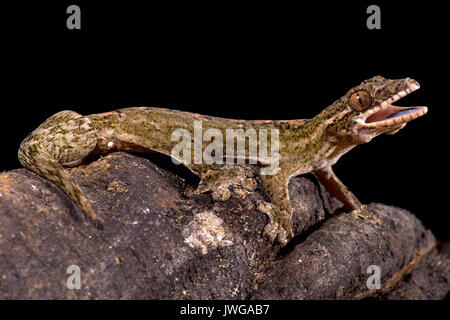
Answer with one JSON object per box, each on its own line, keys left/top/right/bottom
{"left": 0, "top": 152, "right": 448, "bottom": 299}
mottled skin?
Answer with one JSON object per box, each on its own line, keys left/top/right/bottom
{"left": 18, "top": 76, "right": 427, "bottom": 244}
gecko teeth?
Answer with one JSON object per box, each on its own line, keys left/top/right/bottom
{"left": 358, "top": 82, "right": 426, "bottom": 127}
{"left": 364, "top": 106, "right": 428, "bottom": 127}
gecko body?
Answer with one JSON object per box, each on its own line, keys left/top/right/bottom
{"left": 18, "top": 76, "right": 427, "bottom": 244}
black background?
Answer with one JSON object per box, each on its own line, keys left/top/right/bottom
{"left": 1, "top": 1, "right": 449, "bottom": 241}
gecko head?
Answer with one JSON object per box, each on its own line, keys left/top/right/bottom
{"left": 326, "top": 76, "right": 427, "bottom": 143}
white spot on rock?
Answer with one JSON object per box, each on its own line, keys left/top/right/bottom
{"left": 231, "top": 285, "right": 240, "bottom": 297}
{"left": 183, "top": 211, "right": 233, "bottom": 255}
{"left": 107, "top": 141, "right": 114, "bottom": 148}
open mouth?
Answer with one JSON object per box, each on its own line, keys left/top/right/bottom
{"left": 359, "top": 82, "right": 427, "bottom": 127}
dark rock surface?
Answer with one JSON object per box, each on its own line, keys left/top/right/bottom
{"left": 0, "top": 152, "right": 448, "bottom": 299}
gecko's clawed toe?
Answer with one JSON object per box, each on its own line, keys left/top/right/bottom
{"left": 257, "top": 200, "right": 293, "bottom": 246}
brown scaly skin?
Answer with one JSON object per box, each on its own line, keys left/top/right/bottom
{"left": 18, "top": 76, "right": 427, "bottom": 245}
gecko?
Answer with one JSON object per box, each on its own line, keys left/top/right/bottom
{"left": 18, "top": 76, "right": 427, "bottom": 245}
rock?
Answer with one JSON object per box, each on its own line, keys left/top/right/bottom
{"left": 252, "top": 203, "right": 441, "bottom": 299}
{"left": 0, "top": 152, "right": 448, "bottom": 299}
{"left": 374, "top": 243, "right": 450, "bottom": 300}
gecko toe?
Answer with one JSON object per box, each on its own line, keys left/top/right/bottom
{"left": 258, "top": 200, "right": 293, "bottom": 246}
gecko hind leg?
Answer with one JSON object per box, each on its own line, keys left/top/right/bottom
{"left": 18, "top": 111, "right": 100, "bottom": 223}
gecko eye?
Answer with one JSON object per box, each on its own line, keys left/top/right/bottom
{"left": 349, "top": 90, "right": 372, "bottom": 112}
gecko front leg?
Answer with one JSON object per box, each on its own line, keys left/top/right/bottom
{"left": 18, "top": 111, "right": 100, "bottom": 223}
{"left": 313, "top": 166, "right": 373, "bottom": 218}
{"left": 196, "top": 165, "right": 293, "bottom": 244}
{"left": 258, "top": 171, "right": 294, "bottom": 245}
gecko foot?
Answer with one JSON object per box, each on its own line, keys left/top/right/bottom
{"left": 197, "top": 165, "right": 257, "bottom": 201}
{"left": 349, "top": 205, "right": 380, "bottom": 224}
{"left": 257, "top": 200, "right": 294, "bottom": 245}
